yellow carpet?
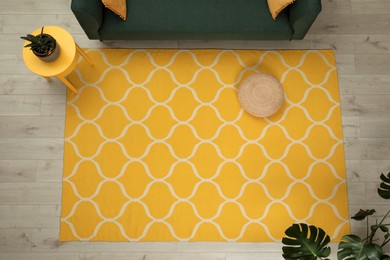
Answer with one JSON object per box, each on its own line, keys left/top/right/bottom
{"left": 60, "top": 49, "right": 350, "bottom": 242}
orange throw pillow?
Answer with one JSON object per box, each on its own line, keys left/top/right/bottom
{"left": 267, "top": 0, "right": 295, "bottom": 20}
{"left": 102, "top": 0, "right": 127, "bottom": 20}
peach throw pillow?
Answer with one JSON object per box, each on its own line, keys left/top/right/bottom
{"left": 102, "top": 0, "right": 127, "bottom": 20}
{"left": 267, "top": 0, "right": 295, "bottom": 20}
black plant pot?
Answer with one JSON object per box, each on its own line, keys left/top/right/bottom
{"left": 32, "top": 34, "right": 60, "bottom": 62}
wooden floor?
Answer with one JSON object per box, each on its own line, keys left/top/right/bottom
{"left": 1, "top": 0, "right": 390, "bottom": 259}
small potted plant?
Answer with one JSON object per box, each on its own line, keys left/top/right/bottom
{"left": 21, "top": 26, "right": 60, "bottom": 62}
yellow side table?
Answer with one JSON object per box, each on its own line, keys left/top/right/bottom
{"left": 22, "top": 26, "right": 93, "bottom": 94}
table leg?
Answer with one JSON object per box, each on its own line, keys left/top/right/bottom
{"left": 76, "top": 44, "right": 94, "bottom": 67}
{"left": 43, "top": 76, "right": 52, "bottom": 82}
{"left": 57, "top": 76, "right": 78, "bottom": 94}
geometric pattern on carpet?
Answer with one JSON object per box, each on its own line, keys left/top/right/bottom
{"left": 60, "top": 49, "right": 350, "bottom": 241}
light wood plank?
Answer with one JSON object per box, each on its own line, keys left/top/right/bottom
{"left": 227, "top": 245, "right": 339, "bottom": 260}
{"left": 0, "top": 205, "right": 60, "bottom": 228}
{"left": 339, "top": 75, "right": 390, "bottom": 95}
{"left": 353, "top": 35, "right": 390, "bottom": 53}
{"left": 347, "top": 227, "right": 367, "bottom": 239}
{"left": 94, "top": 39, "right": 179, "bottom": 49}
{"left": 0, "top": 117, "right": 64, "bottom": 137}
{"left": 226, "top": 246, "right": 338, "bottom": 260}
{"left": 0, "top": 229, "right": 32, "bottom": 252}
{"left": 335, "top": 54, "right": 355, "bottom": 74}
{"left": 32, "top": 229, "right": 177, "bottom": 252}
{"left": 1, "top": 33, "right": 26, "bottom": 54}
{"left": 311, "top": 35, "right": 355, "bottom": 53}
{"left": 311, "top": 34, "right": 390, "bottom": 53}
{"left": 351, "top": 0, "right": 390, "bottom": 14}
{"left": 0, "top": 253, "right": 79, "bottom": 260}
{"left": 0, "top": 15, "right": 4, "bottom": 33}
{"left": 36, "top": 160, "right": 63, "bottom": 182}
{"left": 3, "top": 15, "right": 84, "bottom": 34}
{"left": 360, "top": 116, "right": 390, "bottom": 137}
{"left": 321, "top": 0, "right": 352, "bottom": 14}
{"left": 226, "top": 253, "right": 282, "bottom": 260}
{"left": 0, "top": 53, "right": 30, "bottom": 75}
{"left": 0, "top": 95, "right": 41, "bottom": 116}
{"left": 0, "top": 138, "right": 63, "bottom": 160}
{"left": 0, "top": 160, "right": 36, "bottom": 182}
{"left": 342, "top": 116, "right": 360, "bottom": 138}
{"left": 41, "top": 95, "right": 66, "bottom": 116}
{"left": 176, "top": 242, "right": 281, "bottom": 252}
{"left": 0, "top": 0, "right": 71, "bottom": 15}
{"left": 72, "top": 34, "right": 178, "bottom": 50}
{"left": 80, "top": 253, "right": 226, "bottom": 260}
{"left": 341, "top": 95, "right": 390, "bottom": 116}
{"left": 0, "top": 75, "right": 66, "bottom": 95}
{"left": 355, "top": 54, "right": 390, "bottom": 74}
{"left": 346, "top": 181, "right": 366, "bottom": 204}
{"left": 0, "top": 183, "right": 61, "bottom": 204}
{"left": 345, "top": 138, "right": 390, "bottom": 160}
{"left": 311, "top": 14, "right": 390, "bottom": 34}
{"left": 177, "top": 40, "right": 311, "bottom": 50}
{"left": 346, "top": 160, "right": 390, "bottom": 181}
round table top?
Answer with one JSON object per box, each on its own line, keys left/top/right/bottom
{"left": 22, "top": 26, "right": 77, "bottom": 77}
{"left": 238, "top": 73, "right": 284, "bottom": 117}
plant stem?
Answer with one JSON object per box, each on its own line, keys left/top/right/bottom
{"left": 382, "top": 238, "right": 390, "bottom": 247}
{"left": 383, "top": 210, "right": 390, "bottom": 221}
{"left": 370, "top": 210, "right": 390, "bottom": 245}
{"left": 361, "top": 216, "right": 372, "bottom": 243}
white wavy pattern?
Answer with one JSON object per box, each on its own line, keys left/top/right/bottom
{"left": 61, "top": 49, "right": 349, "bottom": 242}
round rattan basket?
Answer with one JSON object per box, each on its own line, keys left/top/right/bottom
{"left": 238, "top": 73, "right": 284, "bottom": 117}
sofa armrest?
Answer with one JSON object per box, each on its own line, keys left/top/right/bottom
{"left": 71, "top": 0, "right": 104, "bottom": 40}
{"left": 288, "top": 0, "right": 322, "bottom": 40}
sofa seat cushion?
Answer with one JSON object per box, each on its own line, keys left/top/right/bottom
{"left": 98, "top": 0, "right": 293, "bottom": 40}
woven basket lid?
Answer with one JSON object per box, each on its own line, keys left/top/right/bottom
{"left": 238, "top": 73, "right": 284, "bottom": 117}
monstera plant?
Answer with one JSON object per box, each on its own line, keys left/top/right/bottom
{"left": 282, "top": 172, "right": 390, "bottom": 260}
{"left": 282, "top": 223, "right": 331, "bottom": 260}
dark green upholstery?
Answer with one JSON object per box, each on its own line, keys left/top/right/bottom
{"left": 71, "top": 0, "right": 103, "bottom": 39}
{"left": 71, "top": 0, "right": 321, "bottom": 41}
{"left": 289, "top": 0, "right": 323, "bottom": 39}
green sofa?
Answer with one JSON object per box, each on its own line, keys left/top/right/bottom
{"left": 71, "top": 0, "right": 321, "bottom": 41}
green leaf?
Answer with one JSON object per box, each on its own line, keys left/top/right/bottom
{"left": 20, "top": 34, "right": 41, "bottom": 46}
{"left": 337, "top": 235, "right": 385, "bottom": 260}
{"left": 364, "top": 244, "right": 385, "bottom": 260}
{"left": 282, "top": 223, "right": 331, "bottom": 260}
{"left": 20, "top": 31, "right": 56, "bottom": 53}
{"left": 352, "top": 209, "right": 376, "bottom": 221}
{"left": 378, "top": 225, "right": 389, "bottom": 233}
{"left": 378, "top": 172, "right": 390, "bottom": 199}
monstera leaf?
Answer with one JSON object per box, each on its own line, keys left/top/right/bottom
{"left": 337, "top": 235, "right": 385, "bottom": 260}
{"left": 282, "top": 223, "right": 331, "bottom": 260}
{"left": 378, "top": 172, "right": 390, "bottom": 199}
{"left": 352, "top": 209, "right": 376, "bottom": 221}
